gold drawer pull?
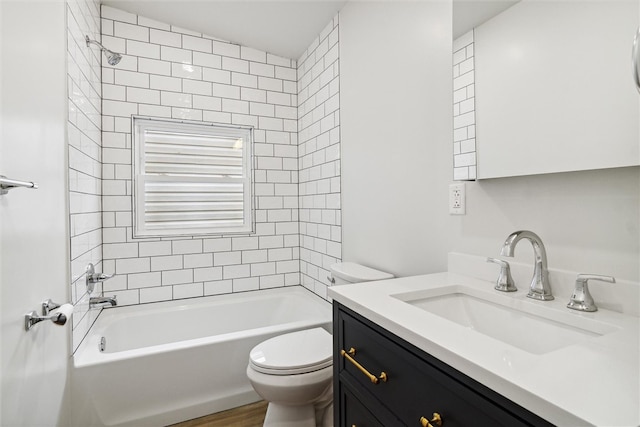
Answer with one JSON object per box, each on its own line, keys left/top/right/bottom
{"left": 420, "top": 413, "right": 443, "bottom": 427}
{"left": 340, "top": 347, "right": 388, "bottom": 384}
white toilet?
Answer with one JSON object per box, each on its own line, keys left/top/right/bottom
{"left": 246, "top": 262, "right": 393, "bottom": 427}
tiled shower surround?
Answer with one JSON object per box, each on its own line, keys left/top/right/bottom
{"left": 94, "top": 6, "right": 341, "bottom": 315}
{"left": 67, "top": 0, "right": 104, "bottom": 351}
{"left": 453, "top": 30, "right": 476, "bottom": 181}
{"left": 297, "top": 17, "right": 341, "bottom": 299}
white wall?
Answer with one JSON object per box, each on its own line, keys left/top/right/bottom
{"left": 340, "top": 1, "right": 453, "bottom": 277}
{"left": 0, "top": 2, "right": 71, "bottom": 425}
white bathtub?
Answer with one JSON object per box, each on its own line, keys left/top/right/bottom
{"left": 72, "top": 286, "right": 332, "bottom": 427}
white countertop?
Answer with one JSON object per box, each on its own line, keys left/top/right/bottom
{"left": 328, "top": 272, "right": 640, "bottom": 426}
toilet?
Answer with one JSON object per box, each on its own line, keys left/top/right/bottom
{"left": 246, "top": 262, "right": 393, "bottom": 427}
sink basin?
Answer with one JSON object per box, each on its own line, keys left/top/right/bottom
{"left": 392, "top": 286, "right": 620, "bottom": 354}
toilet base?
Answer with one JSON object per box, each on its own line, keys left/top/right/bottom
{"left": 247, "top": 364, "right": 333, "bottom": 427}
{"left": 261, "top": 383, "right": 333, "bottom": 427}
{"left": 264, "top": 402, "right": 316, "bottom": 427}
{"left": 321, "top": 403, "right": 334, "bottom": 427}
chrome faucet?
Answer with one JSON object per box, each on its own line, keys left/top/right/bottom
{"left": 500, "top": 230, "right": 554, "bottom": 301}
{"left": 89, "top": 296, "right": 117, "bottom": 309}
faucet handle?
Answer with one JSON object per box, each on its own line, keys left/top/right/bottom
{"left": 85, "top": 263, "right": 115, "bottom": 294}
{"left": 487, "top": 257, "right": 517, "bottom": 292}
{"left": 567, "top": 274, "right": 615, "bottom": 312}
{"left": 92, "top": 272, "right": 114, "bottom": 282}
{"left": 575, "top": 274, "right": 615, "bottom": 285}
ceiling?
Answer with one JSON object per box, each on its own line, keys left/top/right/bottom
{"left": 453, "top": 0, "right": 520, "bottom": 39}
{"left": 102, "top": 0, "right": 347, "bottom": 60}
{"left": 102, "top": 1, "right": 521, "bottom": 60}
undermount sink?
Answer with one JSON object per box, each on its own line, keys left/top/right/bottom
{"left": 392, "top": 286, "right": 620, "bottom": 354}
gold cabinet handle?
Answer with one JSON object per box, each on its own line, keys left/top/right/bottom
{"left": 420, "top": 413, "right": 442, "bottom": 427}
{"left": 340, "top": 347, "right": 388, "bottom": 384}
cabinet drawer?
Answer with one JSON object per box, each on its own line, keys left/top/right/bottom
{"left": 335, "top": 304, "right": 551, "bottom": 427}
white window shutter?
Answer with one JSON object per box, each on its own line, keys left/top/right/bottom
{"left": 133, "top": 117, "right": 253, "bottom": 237}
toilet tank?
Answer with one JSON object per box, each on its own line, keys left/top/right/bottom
{"left": 329, "top": 262, "right": 394, "bottom": 286}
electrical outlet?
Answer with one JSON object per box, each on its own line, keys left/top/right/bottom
{"left": 449, "top": 183, "right": 466, "bottom": 215}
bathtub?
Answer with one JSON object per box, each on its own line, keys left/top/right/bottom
{"left": 72, "top": 286, "right": 332, "bottom": 427}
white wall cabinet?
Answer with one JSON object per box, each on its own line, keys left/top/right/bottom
{"left": 475, "top": 0, "right": 640, "bottom": 179}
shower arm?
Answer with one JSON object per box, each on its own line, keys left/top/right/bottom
{"left": 85, "top": 35, "right": 106, "bottom": 51}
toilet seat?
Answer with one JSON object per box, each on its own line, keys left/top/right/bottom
{"left": 330, "top": 262, "right": 394, "bottom": 283}
{"left": 249, "top": 327, "right": 332, "bottom": 375}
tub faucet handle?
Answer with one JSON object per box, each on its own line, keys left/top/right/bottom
{"left": 86, "top": 263, "right": 115, "bottom": 293}
{"left": 92, "top": 272, "right": 114, "bottom": 282}
{"left": 487, "top": 257, "right": 517, "bottom": 292}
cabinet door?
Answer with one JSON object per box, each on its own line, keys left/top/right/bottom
{"left": 475, "top": 0, "right": 640, "bottom": 179}
{"left": 339, "top": 383, "right": 385, "bottom": 427}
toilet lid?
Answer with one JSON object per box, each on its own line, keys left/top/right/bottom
{"left": 249, "top": 328, "right": 333, "bottom": 375}
{"left": 330, "top": 262, "right": 394, "bottom": 282}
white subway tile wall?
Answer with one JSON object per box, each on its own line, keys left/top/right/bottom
{"left": 100, "top": 5, "right": 304, "bottom": 306}
{"left": 453, "top": 30, "right": 476, "bottom": 181}
{"left": 67, "top": 0, "right": 103, "bottom": 352}
{"left": 297, "top": 16, "right": 341, "bottom": 300}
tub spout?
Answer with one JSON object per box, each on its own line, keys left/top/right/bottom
{"left": 89, "top": 296, "right": 117, "bottom": 309}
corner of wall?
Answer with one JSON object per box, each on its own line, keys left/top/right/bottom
{"left": 453, "top": 29, "right": 476, "bottom": 181}
{"left": 297, "top": 14, "right": 341, "bottom": 300}
{"left": 66, "top": 0, "right": 103, "bottom": 352}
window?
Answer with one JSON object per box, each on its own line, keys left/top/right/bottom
{"left": 132, "top": 117, "right": 253, "bottom": 238}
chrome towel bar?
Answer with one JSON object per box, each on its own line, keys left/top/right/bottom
{"left": 0, "top": 175, "right": 38, "bottom": 195}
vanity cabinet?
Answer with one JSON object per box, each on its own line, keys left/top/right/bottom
{"left": 333, "top": 302, "right": 553, "bottom": 427}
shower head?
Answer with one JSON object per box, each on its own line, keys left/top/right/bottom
{"left": 85, "top": 36, "right": 122, "bottom": 66}
{"left": 104, "top": 50, "right": 122, "bottom": 66}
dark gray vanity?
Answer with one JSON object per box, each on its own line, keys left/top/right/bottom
{"left": 333, "top": 302, "right": 554, "bottom": 427}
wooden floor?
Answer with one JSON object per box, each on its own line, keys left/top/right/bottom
{"left": 169, "top": 401, "right": 268, "bottom": 427}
